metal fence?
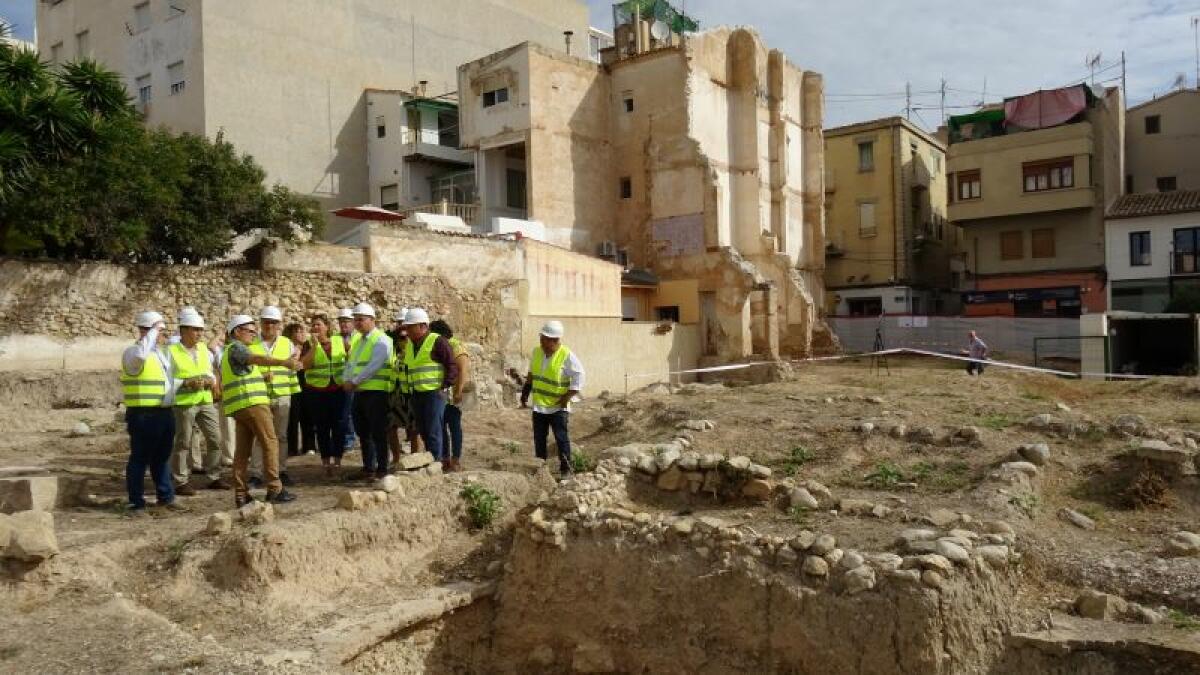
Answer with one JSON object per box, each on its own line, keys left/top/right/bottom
{"left": 826, "top": 316, "right": 1082, "bottom": 361}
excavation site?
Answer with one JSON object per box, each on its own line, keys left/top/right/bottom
{"left": 2, "top": 361, "right": 1200, "bottom": 674}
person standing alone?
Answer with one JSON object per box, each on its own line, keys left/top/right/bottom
{"left": 401, "top": 309, "right": 458, "bottom": 470}
{"left": 167, "top": 307, "right": 228, "bottom": 495}
{"left": 520, "top": 321, "right": 584, "bottom": 478}
{"left": 121, "top": 311, "right": 182, "bottom": 515}
{"left": 965, "top": 330, "right": 989, "bottom": 376}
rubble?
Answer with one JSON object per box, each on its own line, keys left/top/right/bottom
{"left": 2, "top": 510, "right": 58, "bottom": 563}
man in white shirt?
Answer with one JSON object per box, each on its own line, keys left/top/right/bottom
{"left": 120, "top": 311, "right": 184, "bottom": 515}
{"left": 965, "top": 331, "right": 989, "bottom": 376}
{"left": 520, "top": 321, "right": 585, "bottom": 477}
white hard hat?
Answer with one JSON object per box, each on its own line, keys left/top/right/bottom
{"left": 227, "top": 314, "right": 256, "bottom": 335}
{"left": 539, "top": 320, "right": 565, "bottom": 339}
{"left": 177, "top": 307, "right": 205, "bottom": 328}
{"left": 259, "top": 305, "right": 283, "bottom": 322}
{"left": 135, "top": 311, "right": 164, "bottom": 328}
{"left": 352, "top": 302, "right": 376, "bottom": 318}
{"left": 394, "top": 307, "right": 410, "bottom": 323}
{"left": 402, "top": 308, "right": 430, "bottom": 325}
{"left": 336, "top": 307, "right": 354, "bottom": 320}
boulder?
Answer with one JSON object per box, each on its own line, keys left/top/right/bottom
{"left": 923, "top": 508, "right": 960, "bottom": 528}
{"left": 378, "top": 475, "right": 403, "bottom": 494}
{"left": 837, "top": 499, "right": 875, "bottom": 516}
{"left": 857, "top": 422, "right": 875, "bottom": 435}
{"left": 803, "top": 480, "right": 834, "bottom": 506}
{"left": 396, "top": 452, "right": 435, "bottom": 471}
{"left": 726, "top": 456, "right": 752, "bottom": 472}
{"left": 655, "top": 467, "right": 687, "bottom": 492}
{"left": 238, "top": 501, "right": 275, "bottom": 524}
{"left": 895, "top": 528, "right": 937, "bottom": 548}
{"left": 1133, "top": 440, "right": 1196, "bottom": 476}
{"left": 655, "top": 447, "right": 682, "bottom": 472}
{"left": 840, "top": 551, "right": 865, "bottom": 570}
{"left": 1076, "top": 590, "right": 1127, "bottom": 621}
{"left": 748, "top": 464, "right": 773, "bottom": 479}
{"left": 1059, "top": 507, "right": 1096, "bottom": 531}
{"left": 976, "top": 545, "right": 1010, "bottom": 567}
{"left": 338, "top": 491, "right": 373, "bottom": 511}
{"left": 677, "top": 419, "right": 715, "bottom": 432}
{"left": 1026, "top": 414, "right": 1055, "bottom": 429}
{"left": 741, "top": 479, "right": 772, "bottom": 502}
{"left": 635, "top": 455, "right": 658, "bottom": 475}
{"left": 788, "top": 488, "right": 819, "bottom": 510}
{"left": 1165, "top": 531, "right": 1200, "bottom": 558}
{"left": 1000, "top": 461, "right": 1040, "bottom": 477}
{"left": 698, "top": 454, "right": 723, "bottom": 470}
{"left": 1111, "top": 414, "right": 1148, "bottom": 436}
{"left": 677, "top": 452, "right": 701, "bottom": 471}
{"left": 1018, "top": 443, "right": 1051, "bottom": 466}
{"left": 802, "top": 555, "right": 829, "bottom": 577}
{"left": 936, "top": 539, "right": 970, "bottom": 564}
{"left": 4, "top": 510, "right": 58, "bottom": 562}
{"left": 788, "top": 531, "right": 816, "bottom": 551}
{"left": 921, "top": 570, "right": 946, "bottom": 590}
{"left": 809, "top": 534, "right": 837, "bottom": 556}
{"left": 953, "top": 426, "right": 981, "bottom": 444}
{"left": 843, "top": 565, "right": 876, "bottom": 594}
{"left": 0, "top": 476, "right": 64, "bottom": 513}
{"left": 205, "top": 513, "right": 232, "bottom": 535}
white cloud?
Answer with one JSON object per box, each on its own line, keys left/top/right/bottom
{"left": 587, "top": 0, "right": 1200, "bottom": 129}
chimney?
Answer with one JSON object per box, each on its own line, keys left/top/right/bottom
{"left": 419, "top": 80, "right": 428, "bottom": 96}
{"left": 564, "top": 30, "right": 574, "bottom": 56}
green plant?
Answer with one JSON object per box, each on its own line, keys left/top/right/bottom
{"left": 460, "top": 484, "right": 502, "bottom": 529}
{"left": 164, "top": 536, "right": 193, "bottom": 567}
{"left": 570, "top": 450, "right": 597, "bottom": 474}
{"left": 1008, "top": 492, "right": 1040, "bottom": 516}
{"left": 501, "top": 440, "right": 521, "bottom": 455}
{"left": 865, "top": 462, "right": 903, "bottom": 489}
{"left": 980, "top": 413, "right": 1014, "bottom": 431}
{"left": 781, "top": 446, "right": 814, "bottom": 477}
{"left": 1168, "top": 609, "right": 1200, "bottom": 631}
{"left": 786, "top": 506, "right": 811, "bottom": 526}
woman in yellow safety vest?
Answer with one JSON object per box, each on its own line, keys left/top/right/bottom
{"left": 300, "top": 314, "right": 348, "bottom": 478}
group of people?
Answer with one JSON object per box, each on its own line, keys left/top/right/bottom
{"left": 119, "top": 303, "right": 584, "bottom": 512}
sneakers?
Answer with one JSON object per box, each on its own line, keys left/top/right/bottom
{"left": 128, "top": 507, "right": 150, "bottom": 518}
{"left": 265, "top": 490, "right": 297, "bottom": 504}
{"left": 448, "top": 458, "right": 462, "bottom": 473}
{"left": 174, "top": 482, "right": 198, "bottom": 497}
{"left": 280, "top": 472, "right": 295, "bottom": 487}
{"left": 248, "top": 476, "right": 264, "bottom": 489}
{"left": 155, "top": 501, "right": 189, "bottom": 512}
{"left": 206, "top": 478, "right": 232, "bottom": 490}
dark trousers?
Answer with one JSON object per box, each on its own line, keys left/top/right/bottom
{"left": 966, "top": 360, "right": 986, "bottom": 375}
{"left": 307, "top": 388, "right": 346, "bottom": 459}
{"left": 287, "top": 389, "right": 316, "bottom": 456}
{"left": 533, "top": 411, "right": 571, "bottom": 474}
{"left": 352, "top": 390, "right": 390, "bottom": 474}
{"left": 125, "top": 407, "right": 176, "bottom": 509}
{"left": 412, "top": 391, "right": 446, "bottom": 461}
{"left": 341, "top": 391, "right": 356, "bottom": 448}
{"left": 443, "top": 403, "right": 463, "bottom": 460}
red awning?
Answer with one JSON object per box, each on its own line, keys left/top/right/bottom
{"left": 1003, "top": 85, "right": 1087, "bottom": 131}
{"left": 330, "top": 205, "right": 406, "bottom": 221}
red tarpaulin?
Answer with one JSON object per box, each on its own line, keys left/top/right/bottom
{"left": 1003, "top": 85, "right": 1087, "bottom": 131}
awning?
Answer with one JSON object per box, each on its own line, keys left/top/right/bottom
{"left": 621, "top": 268, "right": 660, "bottom": 288}
{"left": 403, "top": 98, "right": 457, "bottom": 114}
{"left": 1003, "top": 85, "right": 1087, "bottom": 131}
{"left": 330, "top": 205, "right": 405, "bottom": 221}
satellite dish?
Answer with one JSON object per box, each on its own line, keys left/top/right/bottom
{"left": 650, "top": 20, "right": 669, "bottom": 41}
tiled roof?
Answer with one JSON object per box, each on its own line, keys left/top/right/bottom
{"left": 1107, "top": 189, "right": 1200, "bottom": 219}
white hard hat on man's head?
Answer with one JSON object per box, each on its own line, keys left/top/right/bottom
{"left": 227, "top": 314, "right": 256, "bottom": 335}
{"left": 260, "top": 305, "right": 283, "bottom": 322}
{"left": 177, "top": 307, "right": 205, "bottom": 328}
{"left": 394, "top": 307, "right": 410, "bottom": 323}
{"left": 352, "top": 302, "right": 376, "bottom": 318}
{"left": 540, "top": 320, "right": 565, "bottom": 339}
{"left": 135, "top": 311, "right": 164, "bottom": 329}
{"left": 402, "top": 308, "right": 430, "bottom": 325}
{"left": 336, "top": 307, "right": 354, "bottom": 320}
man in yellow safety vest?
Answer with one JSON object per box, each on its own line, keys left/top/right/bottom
{"left": 120, "top": 310, "right": 183, "bottom": 515}
{"left": 520, "top": 320, "right": 585, "bottom": 477}
{"left": 168, "top": 307, "right": 229, "bottom": 495}
{"left": 223, "top": 314, "right": 301, "bottom": 506}
{"left": 342, "top": 303, "right": 394, "bottom": 480}
{"left": 401, "top": 308, "right": 459, "bottom": 470}
{"left": 249, "top": 305, "right": 300, "bottom": 488}
{"left": 336, "top": 307, "right": 359, "bottom": 452}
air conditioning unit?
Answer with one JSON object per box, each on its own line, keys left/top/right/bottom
{"left": 597, "top": 240, "right": 618, "bottom": 259}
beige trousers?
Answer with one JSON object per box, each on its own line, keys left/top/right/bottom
{"left": 171, "top": 403, "right": 223, "bottom": 485}
{"left": 232, "top": 405, "right": 282, "bottom": 496}
{"left": 251, "top": 396, "right": 290, "bottom": 476}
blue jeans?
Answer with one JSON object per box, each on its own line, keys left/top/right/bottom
{"left": 411, "top": 391, "right": 446, "bottom": 461}
{"left": 125, "top": 407, "right": 176, "bottom": 509}
{"left": 341, "top": 391, "right": 356, "bottom": 448}
{"left": 442, "top": 404, "right": 463, "bottom": 460}
{"left": 533, "top": 411, "right": 571, "bottom": 474}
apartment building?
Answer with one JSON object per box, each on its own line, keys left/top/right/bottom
{"left": 947, "top": 84, "right": 1124, "bottom": 317}
{"left": 1125, "top": 88, "right": 1200, "bottom": 194}
{"left": 36, "top": 0, "right": 590, "bottom": 237}
{"left": 824, "top": 116, "right": 957, "bottom": 316}
{"left": 456, "top": 24, "right": 827, "bottom": 360}
{"left": 1105, "top": 189, "right": 1200, "bottom": 312}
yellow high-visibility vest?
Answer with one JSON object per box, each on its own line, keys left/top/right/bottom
{"left": 219, "top": 345, "right": 270, "bottom": 415}
{"left": 120, "top": 350, "right": 168, "bottom": 408}
{"left": 250, "top": 336, "right": 299, "bottom": 398}
{"left": 305, "top": 337, "right": 346, "bottom": 388}
{"left": 403, "top": 333, "right": 445, "bottom": 393}
{"left": 348, "top": 329, "right": 394, "bottom": 392}
{"left": 530, "top": 346, "right": 572, "bottom": 408}
{"left": 168, "top": 341, "right": 214, "bottom": 407}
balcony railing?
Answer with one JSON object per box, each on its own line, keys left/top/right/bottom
{"left": 396, "top": 201, "right": 480, "bottom": 226}
{"left": 1171, "top": 254, "right": 1200, "bottom": 276}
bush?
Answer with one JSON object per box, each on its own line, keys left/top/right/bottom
{"left": 460, "top": 484, "right": 502, "bottom": 529}
{"left": 865, "top": 462, "right": 903, "bottom": 489}
{"left": 781, "top": 446, "right": 814, "bottom": 477}
{"left": 570, "top": 450, "right": 597, "bottom": 474}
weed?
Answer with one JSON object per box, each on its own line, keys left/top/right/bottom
{"left": 1008, "top": 492, "right": 1040, "bottom": 516}
{"left": 501, "top": 441, "right": 521, "bottom": 455}
{"left": 980, "top": 413, "right": 1014, "bottom": 431}
{"left": 570, "top": 450, "right": 597, "bottom": 474}
{"left": 1077, "top": 504, "right": 1105, "bottom": 523}
{"left": 780, "top": 446, "right": 814, "bottom": 477}
{"left": 1075, "top": 426, "right": 1107, "bottom": 445}
{"left": 164, "top": 536, "right": 193, "bottom": 567}
{"left": 1019, "top": 390, "right": 1045, "bottom": 401}
{"left": 786, "top": 506, "right": 811, "bottom": 526}
{"left": 865, "top": 462, "right": 903, "bottom": 489}
{"left": 1169, "top": 609, "right": 1200, "bottom": 631}
{"left": 460, "top": 484, "right": 502, "bottom": 529}
{"left": 1124, "top": 466, "right": 1173, "bottom": 509}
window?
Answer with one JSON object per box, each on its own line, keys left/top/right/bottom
{"left": 619, "top": 176, "right": 632, "bottom": 199}
{"left": 1174, "top": 227, "right": 1200, "bottom": 274}
{"left": 655, "top": 306, "right": 680, "bottom": 322}
{"left": 50, "top": 42, "right": 63, "bottom": 64}
{"left": 1031, "top": 228, "right": 1055, "bottom": 258}
{"left": 957, "top": 170, "right": 981, "bottom": 200}
{"left": 406, "top": 107, "right": 421, "bottom": 141}
{"left": 1000, "top": 230, "right": 1023, "bottom": 260}
{"left": 1145, "top": 115, "right": 1161, "bottom": 135}
{"left": 933, "top": 153, "right": 941, "bottom": 172}
{"left": 135, "top": 74, "right": 151, "bottom": 107}
{"left": 505, "top": 169, "right": 527, "bottom": 209}
{"left": 437, "top": 110, "right": 458, "bottom": 147}
{"left": 1129, "top": 231, "right": 1151, "bottom": 267}
{"left": 623, "top": 97, "right": 634, "bottom": 113}
{"left": 1023, "top": 157, "right": 1073, "bottom": 192}
{"left": 947, "top": 172, "right": 955, "bottom": 203}
{"left": 482, "top": 87, "right": 509, "bottom": 108}
{"left": 590, "top": 34, "right": 602, "bottom": 62}
{"left": 167, "top": 60, "right": 184, "bottom": 95}
{"left": 1157, "top": 176, "right": 1177, "bottom": 192}
{"left": 75, "top": 30, "right": 89, "bottom": 58}
{"left": 380, "top": 184, "right": 399, "bottom": 211}
{"left": 133, "top": 2, "right": 151, "bottom": 33}
{"left": 847, "top": 297, "right": 883, "bottom": 317}
{"left": 375, "top": 116, "right": 386, "bottom": 139}
{"left": 1125, "top": 174, "right": 1133, "bottom": 195}
{"left": 857, "top": 201, "right": 876, "bottom": 237}
{"left": 857, "top": 141, "right": 874, "bottom": 172}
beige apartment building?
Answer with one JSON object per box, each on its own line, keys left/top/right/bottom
{"left": 36, "top": 0, "right": 590, "bottom": 237}
{"left": 1125, "top": 88, "right": 1200, "bottom": 194}
{"left": 947, "top": 85, "right": 1124, "bottom": 317}
{"left": 457, "top": 25, "right": 827, "bottom": 361}
{"left": 824, "top": 117, "right": 956, "bottom": 316}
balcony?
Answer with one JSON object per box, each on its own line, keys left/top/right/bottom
{"left": 401, "top": 130, "right": 473, "bottom": 166}
{"left": 396, "top": 201, "right": 480, "bottom": 227}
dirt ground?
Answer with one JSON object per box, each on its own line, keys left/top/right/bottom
{"left": 2, "top": 357, "right": 1199, "bottom": 672}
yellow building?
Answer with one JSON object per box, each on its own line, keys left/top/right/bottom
{"left": 1125, "top": 88, "right": 1200, "bottom": 194}
{"left": 824, "top": 117, "right": 956, "bottom": 316}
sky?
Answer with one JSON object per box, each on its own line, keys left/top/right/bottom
{"left": 3, "top": 0, "right": 1197, "bottom": 130}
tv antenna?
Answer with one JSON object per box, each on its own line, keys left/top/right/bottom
{"left": 1086, "top": 52, "right": 1102, "bottom": 84}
